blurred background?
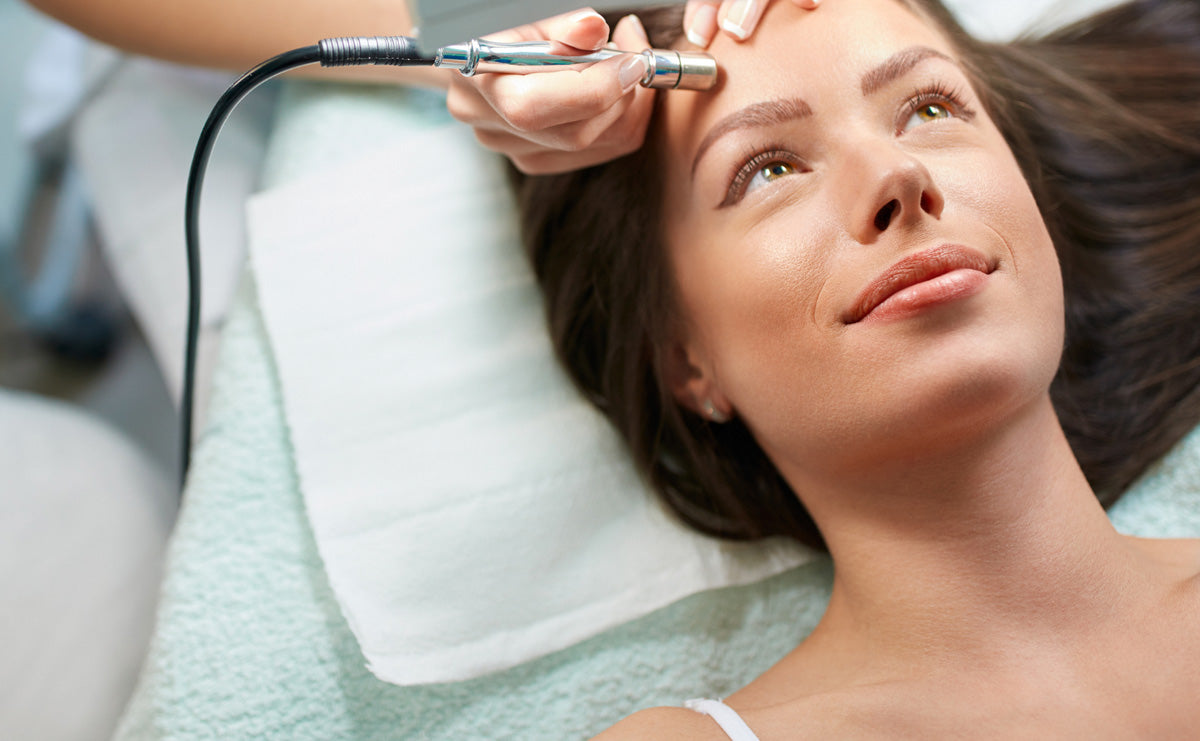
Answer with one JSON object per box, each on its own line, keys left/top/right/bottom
{"left": 0, "top": 0, "right": 177, "bottom": 471}
{"left": 1, "top": 1, "right": 248, "bottom": 738}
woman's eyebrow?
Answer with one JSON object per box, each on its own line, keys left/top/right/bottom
{"left": 691, "top": 98, "right": 813, "bottom": 177}
{"left": 689, "top": 46, "right": 956, "bottom": 178}
{"left": 861, "top": 45, "right": 955, "bottom": 95}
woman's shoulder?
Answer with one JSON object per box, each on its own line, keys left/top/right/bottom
{"left": 591, "top": 705, "right": 732, "bottom": 740}
{"left": 1124, "top": 535, "right": 1200, "bottom": 584}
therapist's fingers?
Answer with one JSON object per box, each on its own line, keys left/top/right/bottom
{"left": 684, "top": 1, "right": 722, "bottom": 47}
{"left": 445, "top": 9, "right": 659, "bottom": 174}
{"left": 539, "top": 13, "right": 654, "bottom": 162}
{"left": 444, "top": 8, "right": 612, "bottom": 133}
{"left": 487, "top": 6, "right": 610, "bottom": 52}
{"left": 458, "top": 14, "right": 648, "bottom": 137}
{"left": 472, "top": 51, "right": 645, "bottom": 133}
{"left": 446, "top": 7, "right": 619, "bottom": 132}
{"left": 487, "top": 73, "right": 652, "bottom": 171}
{"left": 685, "top": 0, "right": 823, "bottom": 47}
{"left": 466, "top": 66, "right": 638, "bottom": 151}
{"left": 718, "top": 0, "right": 770, "bottom": 41}
{"left": 470, "top": 131, "right": 634, "bottom": 173}
{"left": 551, "top": 8, "right": 611, "bottom": 51}
{"left": 470, "top": 15, "right": 655, "bottom": 173}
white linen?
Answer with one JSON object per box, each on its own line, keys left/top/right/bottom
{"left": 944, "top": 0, "right": 1122, "bottom": 39}
{"left": 245, "top": 122, "right": 811, "bottom": 686}
{"left": 0, "top": 391, "right": 173, "bottom": 741}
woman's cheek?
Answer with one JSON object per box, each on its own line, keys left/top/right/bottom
{"left": 709, "top": 230, "right": 843, "bottom": 415}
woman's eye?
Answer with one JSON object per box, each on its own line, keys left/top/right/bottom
{"left": 746, "top": 161, "right": 798, "bottom": 194}
{"left": 901, "top": 100, "right": 956, "bottom": 132}
{"left": 722, "top": 151, "right": 803, "bottom": 207}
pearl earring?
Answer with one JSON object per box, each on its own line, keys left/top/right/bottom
{"left": 702, "top": 399, "right": 730, "bottom": 423}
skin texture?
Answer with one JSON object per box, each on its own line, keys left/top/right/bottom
{"left": 597, "top": 0, "right": 1200, "bottom": 737}
{"left": 685, "top": 0, "right": 821, "bottom": 47}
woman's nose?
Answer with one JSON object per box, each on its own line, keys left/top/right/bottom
{"left": 841, "top": 143, "right": 945, "bottom": 244}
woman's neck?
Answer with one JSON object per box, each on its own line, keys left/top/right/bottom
{"left": 787, "top": 395, "right": 1156, "bottom": 678}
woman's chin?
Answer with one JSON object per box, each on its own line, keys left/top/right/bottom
{"left": 764, "top": 335, "right": 1059, "bottom": 475}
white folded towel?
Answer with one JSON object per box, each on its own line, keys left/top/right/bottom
{"left": 246, "top": 121, "right": 811, "bottom": 686}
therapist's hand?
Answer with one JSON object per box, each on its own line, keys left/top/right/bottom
{"left": 445, "top": 9, "right": 656, "bottom": 175}
{"left": 445, "top": 3, "right": 826, "bottom": 175}
{"left": 684, "top": 0, "right": 822, "bottom": 46}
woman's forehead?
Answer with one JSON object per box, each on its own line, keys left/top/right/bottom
{"left": 660, "top": 0, "right": 954, "bottom": 155}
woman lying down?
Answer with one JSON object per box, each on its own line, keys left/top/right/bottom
{"left": 449, "top": 0, "right": 1200, "bottom": 736}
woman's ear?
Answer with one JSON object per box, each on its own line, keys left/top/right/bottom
{"left": 663, "top": 339, "right": 734, "bottom": 423}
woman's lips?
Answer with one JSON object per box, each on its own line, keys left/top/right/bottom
{"left": 844, "top": 244, "right": 994, "bottom": 324}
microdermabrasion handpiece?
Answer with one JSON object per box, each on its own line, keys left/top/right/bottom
{"left": 434, "top": 39, "right": 718, "bottom": 90}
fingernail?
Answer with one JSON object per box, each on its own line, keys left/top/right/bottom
{"left": 619, "top": 54, "right": 647, "bottom": 92}
{"left": 720, "top": 0, "right": 762, "bottom": 41}
{"left": 569, "top": 9, "right": 603, "bottom": 24}
{"left": 686, "top": 3, "right": 718, "bottom": 47}
{"left": 621, "top": 12, "right": 648, "bottom": 43}
{"left": 569, "top": 9, "right": 607, "bottom": 50}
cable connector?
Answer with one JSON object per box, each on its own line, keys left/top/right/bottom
{"left": 318, "top": 36, "right": 434, "bottom": 67}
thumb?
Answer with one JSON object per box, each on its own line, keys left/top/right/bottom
{"left": 533, "top": 8, "right": 611, "bottom": 52}
{"left": 611, "top": 12, "right": 651, "bottom": 50}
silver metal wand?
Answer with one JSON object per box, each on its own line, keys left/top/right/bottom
{"left": 434, "top": 39, "right": 718, "bottom": 90}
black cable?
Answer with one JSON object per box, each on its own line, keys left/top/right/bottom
{"left": 181, "top": 37, "right": 434, "bottom": 491}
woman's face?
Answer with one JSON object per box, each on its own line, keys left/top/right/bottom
{"left": 659, "top": 0, "right": 1064, "bottom": 481}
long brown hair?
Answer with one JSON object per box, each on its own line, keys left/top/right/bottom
{"left": 510, "top": 0, "right": 1200, "bottom": 551}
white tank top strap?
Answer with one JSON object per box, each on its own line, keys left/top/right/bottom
{"left": 683, "top": 698, "right": 762, "bottom": 741}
